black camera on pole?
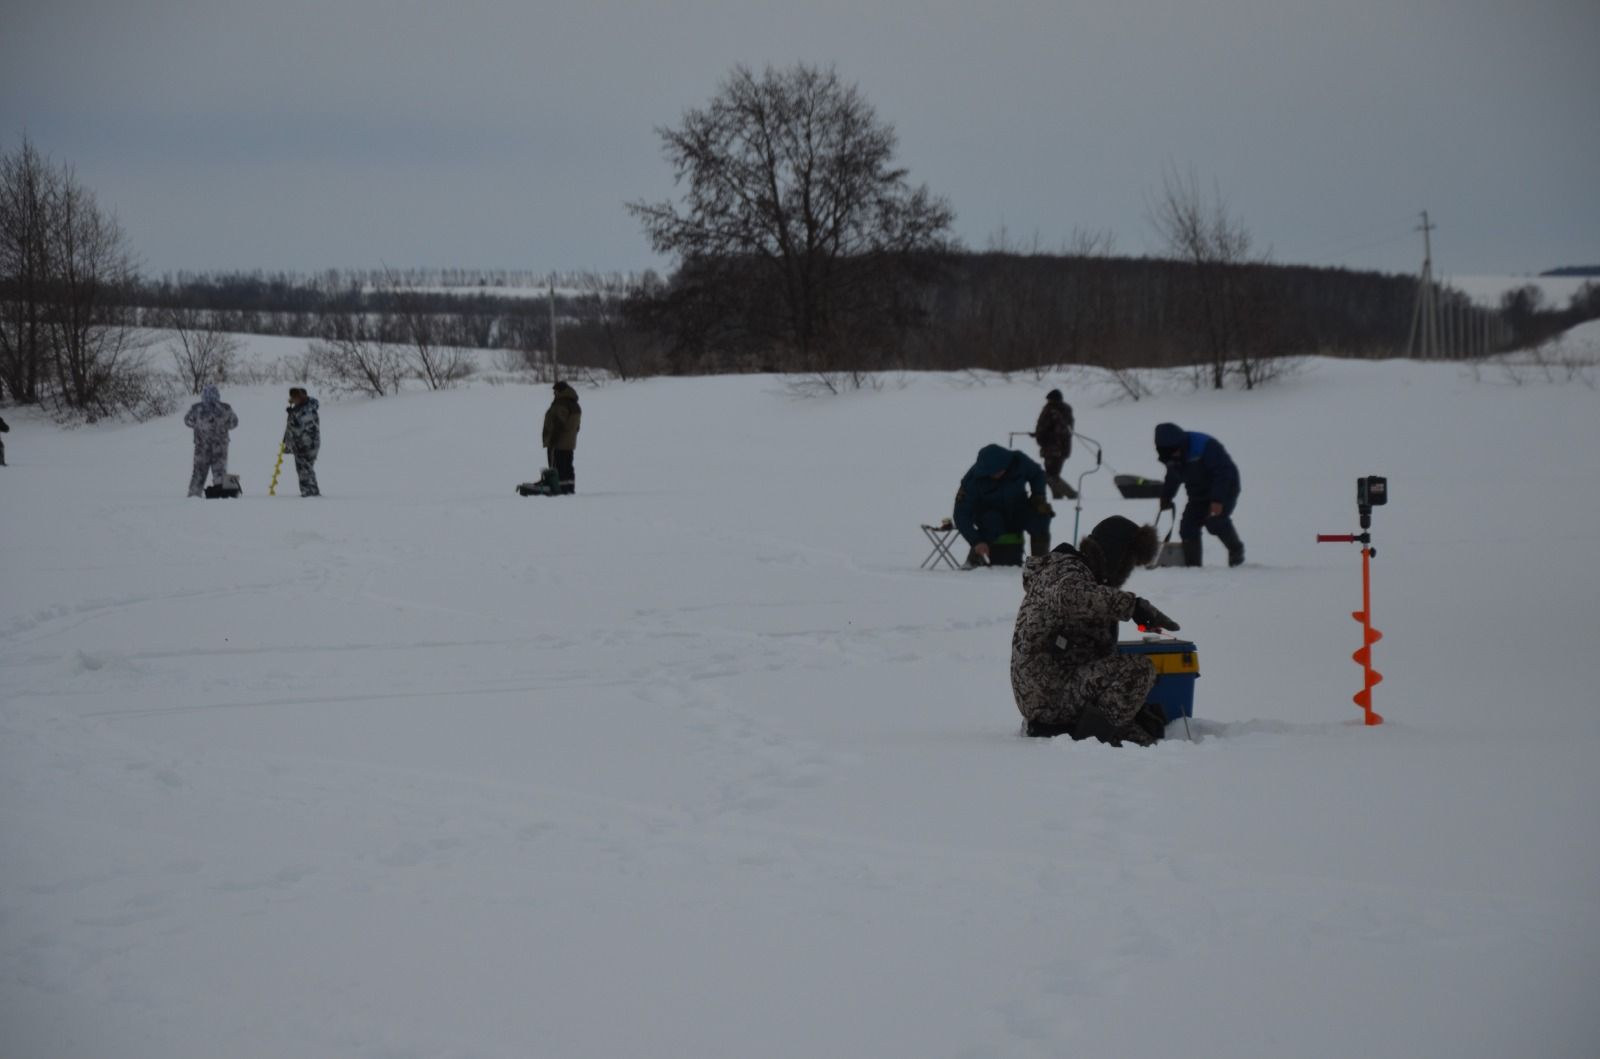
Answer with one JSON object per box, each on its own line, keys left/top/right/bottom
{"left": 1357, "top": 475, "right": 1387, "bottom": 529}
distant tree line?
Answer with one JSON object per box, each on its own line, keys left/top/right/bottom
{"left": 618, "top": 248, "right": 1574, "bottom": 383}
{"left": 1499, "top": 281, "right": 1600, "bottom": 349}
{"left": 8, "top": 103, "right": 1598, "bottom": 417}
{"left": 613, "top": 63, "right": 1590, "bottom": 388}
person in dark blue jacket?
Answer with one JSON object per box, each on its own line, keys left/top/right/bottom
{"left": 953, "top": 444, "right": 1055, "bottom": 566}
{"left": 1154, "top": 422, "right": 1245, "bottom": 567}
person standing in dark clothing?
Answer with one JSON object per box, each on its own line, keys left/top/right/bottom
{"left": 953, "top": 444, "right": 1055, "bottom": 565}
{"left": 1154, "top": 421, "right": 1245, "bottom": 567}
{"left": 542, "top": 381, "right": 581, "bottom": 495}
{"left": 1033, "top": 390, "right": 1076, "bottom": 499}
{"left": 0, "top": 415, "right": 8, "bottom": 466}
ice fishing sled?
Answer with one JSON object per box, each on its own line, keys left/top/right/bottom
{"left": 1114, "top": 473, "right": 1166, "bottom": 499}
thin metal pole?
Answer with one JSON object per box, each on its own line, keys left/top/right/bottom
{"left": 548, "top": 273, "right": 559, "bottom": 382}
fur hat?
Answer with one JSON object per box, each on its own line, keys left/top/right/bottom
{"left": 1080, "top": 516, "right": 1159, "bottom": 587}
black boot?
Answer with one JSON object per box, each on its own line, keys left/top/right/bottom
{"left": 1214, "top": 524, "right": 1245, "bottom": 567}
{"left": 1024, "top": 717, "right": 1072, "bottom": 738}
{"left": 1030, "top": 533, "right": 1051, "bottom": 558}
{"left": 1133, "top": 703, "right": 1168, "bottom": 743}
{"left": 1182, "top": 538, "right": 1203, "bottom": 567}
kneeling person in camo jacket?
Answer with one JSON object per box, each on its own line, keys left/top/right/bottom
{"left": 1010, "top": 515, "right": 1177, "bottom": 745}
{"left": 282, "top": 387, "right": 321, "bottom": 496}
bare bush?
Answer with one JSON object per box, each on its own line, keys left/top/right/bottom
{"left": 557, "top": 273, "right": 664, "bottom": 381}
{"left": 378, "top": 267, "right": 473, "bottom": 389}
{"left": 1492, "top": 337, "right": 1597, "bottom": 388}
{"left": 309, "top": 313, "right": 407, "bottom": 396}
{"left": 162, "top": 307, "right": 242, "bottom": 393}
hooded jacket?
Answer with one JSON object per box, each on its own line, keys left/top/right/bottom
{"left": 1009, "top": 544, "right": 1139, "bottom": 708}
{"left": 283, "top": 396, "right": 321, "bottom": 456}
{"left": 543, "top": 383, "right": 581, "bottom": 450}
{"left": 952, "top": 445, "right": 1047, "bottom": 546}
{"left": 1034, "top": 396, "right": 1073, "bottom": 457}
{"left": 183, "top": 385, "right": 238, "bottom": 449}
{"left": 1155, "top": 423, "right": 1240, "bottom": 504}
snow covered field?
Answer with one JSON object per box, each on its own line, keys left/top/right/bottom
{"left": 2, "top": 345, "right": 1598, "bottom": 1057}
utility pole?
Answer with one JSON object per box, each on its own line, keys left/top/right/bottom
{"left": 548, "top": 272, "right": 559, "bottom": 382}
{"left": 1405, "top": 211, "right": 1438, "bottom": 359}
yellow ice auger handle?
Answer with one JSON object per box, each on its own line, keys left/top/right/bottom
{"left": 269, "top": 443, "right": 284, "bottom": 496}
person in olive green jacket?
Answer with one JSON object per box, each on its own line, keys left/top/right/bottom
{"left": 541, "top": 380, "right": 581, "bottom": 494}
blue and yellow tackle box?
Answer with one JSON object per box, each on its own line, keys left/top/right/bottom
{"left": 1116, "top": 637, "right": 1199, "bottom": 722}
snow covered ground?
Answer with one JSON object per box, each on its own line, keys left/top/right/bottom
{"left": 2, "top": 346, "right": 1598, "bottom": 1057}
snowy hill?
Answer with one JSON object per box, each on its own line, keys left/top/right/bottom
{"left": 1445, "top": 272, "right": 1595, "bottom": 309}
{"left": 2, "top": 352, "right": 1598, "bottom": 1057}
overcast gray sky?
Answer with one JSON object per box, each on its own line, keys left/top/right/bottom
{"left": 4, "top": 0, "right": 1596, "bottom": 279}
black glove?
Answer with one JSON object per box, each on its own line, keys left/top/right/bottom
{"left": 1032, "top": 496, "right": 1055, "bottom": 517}
{"left": 1131, "top": 598, "right": 1180, "bottom": 632}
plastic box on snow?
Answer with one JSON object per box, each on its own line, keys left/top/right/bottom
{"left": 1116, "top": 636, "right": 1198, "bottom": 722}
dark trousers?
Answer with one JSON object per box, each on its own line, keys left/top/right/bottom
{"left": 976, "top": 503, "right": 1052, "bottom": 548}
{"left": 549, "top": 448, "right": 575, "bottom": 494}
{"left": 1180, "top": 495, "right": 1242, "bottom": 548}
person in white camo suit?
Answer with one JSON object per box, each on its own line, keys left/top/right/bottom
{"left": 183, "top": 384, "right": 238, "bottom": 497}
{"left": 281, "top": 387, "right": 321, "bottom": 496}
{"left": 1010, "top": 515, "right": 1178, "bottom": 744}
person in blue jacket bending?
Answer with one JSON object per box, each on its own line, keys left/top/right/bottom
{"left": 953, "top": 444, "right": 1055, "bottom": 566}
{"left": 1154, "top": 422, "right": 1245, "bottom": 567}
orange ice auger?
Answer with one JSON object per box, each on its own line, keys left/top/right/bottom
{"left": 1316, "top": 476, "right": 1387, "bottom": 726}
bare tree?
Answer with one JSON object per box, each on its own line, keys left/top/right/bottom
{"left": 628, "top": 63, "right": 955, "bottom": 381}
{"left": 1148, "top": 162, "right": 1272, "bottom": 389}
{"left": 1, "top": 137, "right": 159, "bottom": 418}
{"left": 0, "top": 136, "right": 54, "bottom": 404}
{"left": 42, "top": 164, "right": 152, "bottom": 417}
{"left": 559, "top": 271, "right": 664, "bottom": 380}
{"left": 378, "top": 267, "right": 473, "bottom": 389}
{"left": 163, "top": 306, "right": 242, "bottom": 393}
{"left": 309, "top": 312, "right": 406, "bottom": 397}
